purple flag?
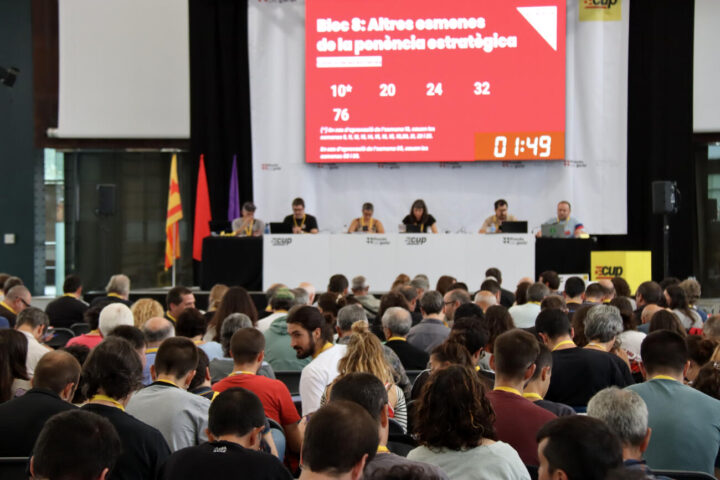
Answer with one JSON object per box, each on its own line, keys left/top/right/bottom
{"left": 228, "top": 155, "right": 240, "bottom": 221}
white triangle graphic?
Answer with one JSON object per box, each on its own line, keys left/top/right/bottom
{"left": 517, "top": 6, "right": 558, "bottom": 51}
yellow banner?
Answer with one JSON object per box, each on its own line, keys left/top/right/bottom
{"left": 591, "top": 251, "right": 651, "bottom": 294}
{"left": 580, "top": 0, "right": 621, "bottom": 22}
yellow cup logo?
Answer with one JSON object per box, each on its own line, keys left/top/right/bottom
{"left": 580, "top": 0, "right": 621, "bottom": 21}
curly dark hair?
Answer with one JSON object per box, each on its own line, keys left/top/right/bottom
{"left": 483, "top": 305, "right": 515, "bottom": 353}
{"left": 694, "top": 362, "right": 720, "bottom": 400}
{"left": 413, "top": 364, "right": 496, "bottom": 450}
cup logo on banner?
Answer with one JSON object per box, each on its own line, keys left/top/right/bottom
{"left": 594, "top": 265, "right": 624, "bottom": 278}
{"left": 580, "top": 0, "right": 621, "bottom": 21}
{"left": 405, "top": 237, "right": 428, "bottom": 246}
{"left": 366, "top": 237, "right": 391, "bottom": 245}
{"left": 271, "top": 237, "right": 293, "bottom": 246}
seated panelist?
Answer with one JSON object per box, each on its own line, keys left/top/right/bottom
{"left": 347, "top": 202, "right": 385, "bottom": 234}
{"left": 402, "top": 199, "right": 438, "bottom": 233}
{"left": 232, "top": 202, "right": 264, "bottom": 237}
{"left": 282, "top": 197, "right": 319, "bottom": 234}
{"left": 537, "top": 200, "right": 587, "bottom": 238}
{"left": 479, "top": 198, "right": 517, "bottom": 233}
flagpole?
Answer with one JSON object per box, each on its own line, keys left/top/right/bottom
{"left": 172, "top": 225, "right": 177, "bottom": 287}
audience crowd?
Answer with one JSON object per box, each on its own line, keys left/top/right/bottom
{"left": 0, "top": 269, "right": 719, "bottom": 480}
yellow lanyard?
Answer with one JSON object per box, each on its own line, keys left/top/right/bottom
{"left": 493, "top": 386, "right": 523, "bottom": 396}
{"left": 244, "top": 220, "right": 254, "bottom": 236}
{"left": 229, "top": 370, "right": 255, "bottom": 377}
{"left": 0, "top": 300, "right": 16, "bottom": 315}
{"left": 377, "top": 445, "right": 390, "bottom": 454}
{"left": 651, "top": 375, "right": 677, "bottom": 382}
{"left": 585, "top": 343, "right": 606, "bottom": 351}
{"left": 386, "top": 337, "right": 406, "bottom": 342}
{"left": 63, "top": 293, "right": 76, "bottom": 298}
{"left": 90, "top": 395, "right": 125, "bottom": 411}
{"left": 155, "top": 379, "right": 182, "bottom": 388}
{"left": 552, "top": 340, "right": 576, "bottom": 352}
{"left": 107, "top": 293, "right": 123, "bottom": 299}
{"left": 313, "top": 342, "right": 333, "bottom": 359}
{"left": 293, "top": 215, "right": 306, "bottom": 229}
{"left": 146, "top": 347, "right": 159, "bottom": 354}
{"left": 523, "top": 392, "right": 544, "bottom": 401}
{"left": 166, "top": 312, "right": 176, "bottom": 323}
{"left": 360, "top": 217, "right": 374, "bottom": 231}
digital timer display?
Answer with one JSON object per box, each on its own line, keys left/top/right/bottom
{"left": 306, "top": 0, "right": 566, "bottom": 163}
{"left": 474, "top": 132, "right": 565, "bottom": 160}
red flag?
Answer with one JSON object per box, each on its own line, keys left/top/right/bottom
{"left": 193, "top": 155, "right": 212, "bottom": 261}
{"left": 165, "top": 154, "right": 183, "bottom": 270}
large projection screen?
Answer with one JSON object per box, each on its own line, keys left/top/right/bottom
{"left": 54, "top": 0, "right": 190, "bottom": 138}
{"left": 250, "top": 0, "right": 629, "bottom": 235}
{"left": 694, "top": 0, "right": 720, "bottom": 133}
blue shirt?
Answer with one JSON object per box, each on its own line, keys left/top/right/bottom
{"left": 627, "top": 378, "right": 720, "bottom": 474}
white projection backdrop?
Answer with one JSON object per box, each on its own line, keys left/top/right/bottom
{"left": 694, "top": 0, "right": 720, "bottom": 133}
{"left": 249, "top": 0, "right": 629, "bottom": 235}
{"left": 54, "top": 0, "right": 190, "bottom": 138}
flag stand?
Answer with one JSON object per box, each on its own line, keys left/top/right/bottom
{"left": 171, "top": 226, "right": 177, "bottom": 287}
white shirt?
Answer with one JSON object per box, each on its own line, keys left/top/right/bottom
{"left": 256, "top": 311, "right": 288, "bottom": 333}
{"left": 508, "top": 302, "right": 541, "bottom": 329}
{"left": 408, "top": 442, "right": 530, "bottom": 480}
{"left": 19, "top": 330, "right": 51, "bottom": 376}
{"left": 300, "top": 343, "right": 347, "bottom": 415}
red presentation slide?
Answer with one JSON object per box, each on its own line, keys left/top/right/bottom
{"left": 305, "top": 0, "right": 565, "bottom": 163}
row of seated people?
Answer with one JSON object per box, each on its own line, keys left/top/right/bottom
{"left": 2, "top": 292, "right": 720, "bottom": 479}
{"left": 1, "top": 268, "right": 719, "bottom": 477}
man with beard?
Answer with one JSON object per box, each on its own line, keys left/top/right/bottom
{"left": 286, "top": 306, "right": 347, "bottom": 415}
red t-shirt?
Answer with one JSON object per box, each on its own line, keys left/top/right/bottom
{"left": 213, "top": 373, "right": 300, "bottom": 426}
{"left": 65, "top": 333, "right": 103, "bottom": 349}
{"left": 486, "top": 389, "right": 556, "bottom": 466}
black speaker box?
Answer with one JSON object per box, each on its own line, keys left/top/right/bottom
{"left": 96, "top": 184, "right": 116, "bottom": 215}
{"left": 651, "top": 181, "right": 678, "bottom": 215}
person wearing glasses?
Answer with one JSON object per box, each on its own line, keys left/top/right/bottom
{"left": 348, "top": 203, "right": 385, "bottom": 233}
{"left": 282, "top": 197, "right": 319, "bottom": 234}
{"left": 0, "top": 285, "right": 32, "bottom": 327}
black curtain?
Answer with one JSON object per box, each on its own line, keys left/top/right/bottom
{"left": 595, "top": 0, "right": 696, "bottom": 281}
{"left": 189, "top": 0, "right": 254, "bottom": 224}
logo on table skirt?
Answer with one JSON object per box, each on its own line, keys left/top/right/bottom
{"left": 580, "top": 0, "right": 621, "bottom": 21}
{"left": 271, "top": 237, "right": 293, "bottom": 246}
{"left": 405, "top": 237, "right": 428, "bottom": 246}
{"left": 594, "top": 265, "right": 623, "bottom": 278}
{"left": 366, "top": 237, "right": 390, "bottom": 246}
{"left": 502, "top": 236, "right": 528, "bottom": 245}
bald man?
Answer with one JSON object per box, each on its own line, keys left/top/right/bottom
{"left": 0, "top": 350, "right": 81, "bottom": 457}
{"left": 0, "top": 285, "right": 32, "bottom": 327}
{"left": 141, "top": 317, "right": 175, "bottom": 385}
{"left": 298, "top": 282, "right": 316, "bottom": 305}
{"left": 638, "top": 304, "right": 664, "bottom": 334}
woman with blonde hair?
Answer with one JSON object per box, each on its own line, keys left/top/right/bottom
{"left": 130, "top": 298, "right": 163, "bottom": 328}
{"left": 390, "top": 274, "right": 410, "bottom": 291}
{"left": 330, "top": 322, "right": 408, "bottom": 432}
{"left": 204, "top": 283, "right": 228, "bottom": 322}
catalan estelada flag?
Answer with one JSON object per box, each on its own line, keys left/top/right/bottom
{"left": 165, "top": 154, "right": 183, "bottom": 270}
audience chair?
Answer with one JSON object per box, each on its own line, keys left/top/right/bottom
{"left": 388, "top": 418, "right": 405, "bottom": 436}
{"left": 404, "top": 369, "right": 424, "bottom": 385}
{"left": 653, "top": 471, "right": 716, "bottom": 480}
{"left": 45, "top": 327, "right": 75, "bottom": 349}
{"left": 275, "top": 370, "right": 302, "bottom": 396}
{"left": 387, "top": 434, "right": 418, "bottom": 458}
{"left": 0, "top": 457, "right": 29, "bottom": 480}
{"left": 70, "top": 322, "right": 91, "bottom": 335}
